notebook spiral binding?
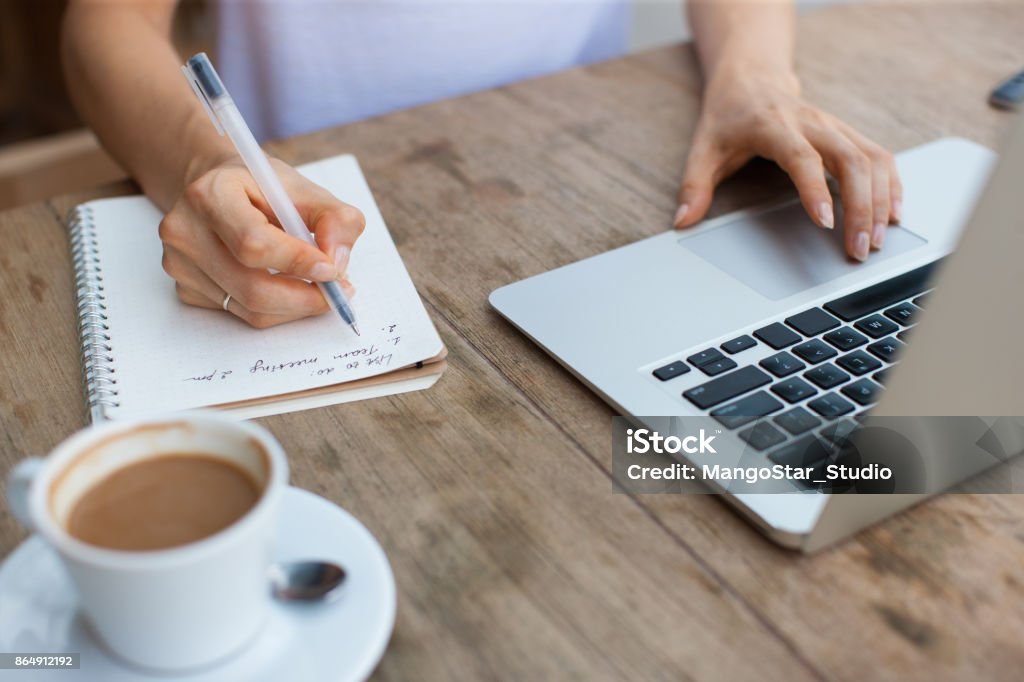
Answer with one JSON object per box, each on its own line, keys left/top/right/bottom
{"left": 68, "top": 206, "right": 119, "bottom": 421}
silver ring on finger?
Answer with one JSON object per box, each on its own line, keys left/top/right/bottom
{"left": 222, "top": 292, "right": 232, "bottom": 312}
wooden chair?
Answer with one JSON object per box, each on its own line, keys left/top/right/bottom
{"left": 0, "top": 129, "right": 125, "bottom": 210}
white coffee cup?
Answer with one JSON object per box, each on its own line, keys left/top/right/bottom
{"left": 5, "top": 412, "right": 288, "bottom": 671}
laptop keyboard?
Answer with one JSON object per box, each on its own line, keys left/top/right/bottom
{"left": 651, "top": 260, "right": 941, "bottom": 486}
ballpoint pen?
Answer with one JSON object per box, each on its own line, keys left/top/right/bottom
{"left": 181, "top": 52, "right": 360, "bottom": 336}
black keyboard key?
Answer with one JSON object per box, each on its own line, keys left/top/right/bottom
{"left": 771, "top": 377, "right": 817, "bottom": 404}
{"left": 854, "top": 314, "right": 900, "bottom": 339}
{"left": 711, "top": 391, "right": 783, "bottom": 429}
{"left": 759, "top": 351, "right": 805, "bottom": 378}
{"left": 769, "top": 434, "right": 832, "bottom": 466}
{"left": 884, "top": 302, "right": 919, "bottom": 326}
{"left": 738, "top": 422, "right": 788, "bottom": 451}
{"left": 804, "top": 363, "right": 850, "bottom": 389}
{"left": 873, "top": 369, "right": 889, "bottom": 384}
{"left": 836, "top": 350, "right": 883, "bottom": 376}
{"left": 774, "top": 407, "right": 823, "bottom": 435}
{"left": 785, "top": 308, "right": 841, "bottom": 336}
{"left": 721, "top": 335, "right": 757, "bottom": 354}
{"left": 701, "top": 357, "right": 737, "bottom": 376}
{"left": 687, "top": 348, "right": 725, "bottom": 367}
{"left": 824, "top": 261, "right": 940, "bottom": 321}
{"left": 819, "top": 419, "right": 859, "bottom": 446}
{"left": 866, "top": 336, "right": 904, "bottom": 361}
{"left": 753, "top": 322, "right": 801, "bottom": 349}
{"left": 841, "top": 378, "right": 882, "bottom": 406}
{"left": 653, "top": 361, "right": 690, "bottom": 381}
{"left": 912, "top": 293, "right": 929, "bottom": 308}
{"left": 897, "top": 329, "right": 911, "bottom": 343}
{"left": 683, "top": 366, "right": 772, "bottom": 410}
{"left": 808, "top": 392, "right": 856, "bottom": 418}
{"left": 792, "top": 339, "right": 838, "bottom": 365}
{"left": 823, "top": 326, "right": 868, "bottom": 351}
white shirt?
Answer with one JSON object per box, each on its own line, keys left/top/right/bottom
{"left": 216, "top": 0, "right": 630, "bottom": 141}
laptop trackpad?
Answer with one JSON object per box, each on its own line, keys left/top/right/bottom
{"left": 680, "top": 200, "right": 928, "bottom": 300}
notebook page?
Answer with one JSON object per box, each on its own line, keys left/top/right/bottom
{"left": 84, "top": 155, "right": 443, "bottom": 420}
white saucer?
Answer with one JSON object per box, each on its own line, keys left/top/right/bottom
{"left": 0, "top": 487, "right": 395, "bottom": 682}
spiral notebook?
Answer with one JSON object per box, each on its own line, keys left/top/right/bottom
{"left": 69, "top": 154, "right": 446, "bottom": 422}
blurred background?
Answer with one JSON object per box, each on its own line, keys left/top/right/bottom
{"left": 0, "top": 0, "right": 214, "bottom": 209}
{"left": 0, "top": 0, "right": 847, "bottom": 210}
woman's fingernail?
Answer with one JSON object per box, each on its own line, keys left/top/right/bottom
{"left": 310, "top": 262, "right": 338, "bottom": 282}
{"left": 871, "top": 222, "right": 886, "bottom": 249}
{"left": 817, "top": 203, "right": 835, "bottom": 229}
{"left": 340, "top": 277, "right": 356, "bottom": 298}
{"left": 673, "top": 204, "right": 689, "bottom": 228}
{"left": 854, "top": 232, "right": 870, "bottom": 262}
{"left": 892, "top": 200, "right": 903, "bottom": 223}
{"left": 334, "top": 246, "right": 351, "bottom": 275}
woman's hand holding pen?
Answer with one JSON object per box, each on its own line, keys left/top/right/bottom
{"left": 673, "top": 61, "right": 902, "bottom": 262}
{"left": 159, "top": 158, "right": 365, "bottom": 328}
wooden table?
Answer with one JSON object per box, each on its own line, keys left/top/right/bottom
{"left": 3, "top": 3, "right": 1024, "bottom": 679}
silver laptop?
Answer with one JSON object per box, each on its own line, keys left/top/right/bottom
{"left": 490, "top": 115, "right": 1024, "bottom": 552}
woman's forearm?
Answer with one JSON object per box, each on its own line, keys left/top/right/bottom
{"left": 61, "top": 0, "right": 235, "bottom": 209}
{"left": 62, "top": 0, "right": 366, "bottom": 330}
{"left": 679, "top": 0, "right": 901, "bottom": 261}
{"left": 687, "top": 0, "right": 797, "bottom": 87}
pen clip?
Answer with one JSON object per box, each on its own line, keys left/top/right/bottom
{"left": 181, "top": 65, "right": 225, "bottom": 136}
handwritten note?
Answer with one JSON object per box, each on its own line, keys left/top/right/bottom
{"left": 184, "top": 323, "right": 404, "bottom": 384}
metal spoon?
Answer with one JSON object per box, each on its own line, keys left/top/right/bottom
{"left": 269, "top": 561, "right": 347, "bottom": 603}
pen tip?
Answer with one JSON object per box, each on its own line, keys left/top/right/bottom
{"left": 350, "top": 323, "right": 360, "bottom": 337}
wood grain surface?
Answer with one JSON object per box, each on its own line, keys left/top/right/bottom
{"left": 4, "top": 3, "right": 1024, "bottom": 680}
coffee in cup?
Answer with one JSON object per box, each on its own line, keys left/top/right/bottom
{"left": 66, "top": 453, "right": 261, "bottom": 551}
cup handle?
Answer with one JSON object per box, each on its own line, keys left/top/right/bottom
{"left": 6, "top": 458, "right": 44, "bottom": 529}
